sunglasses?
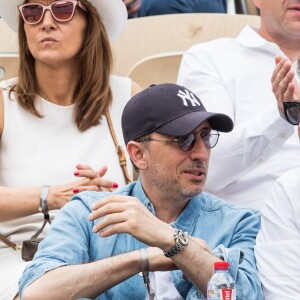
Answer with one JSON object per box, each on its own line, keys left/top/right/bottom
{"left": 283, "top": 101, "right": 300, "bottom": 125}
{"left": 18, "top": 1, "right": 87, "bottom": 25}
{"left": 138, "top": 130, "right": 220, "bottom": 152}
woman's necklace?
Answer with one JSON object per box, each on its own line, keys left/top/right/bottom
{"left": 39, "top": 92, "right": 54, "bottom": 103}
{"left": 38, "top": 92, "right": 73, "bottom": 106}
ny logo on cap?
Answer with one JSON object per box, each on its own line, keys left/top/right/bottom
{"left": 177, "top": 89, "right": 201, "bottom": 107}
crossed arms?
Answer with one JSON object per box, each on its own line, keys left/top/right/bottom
{"left": 20, "top": 190, "right": 262, "bottom": 299}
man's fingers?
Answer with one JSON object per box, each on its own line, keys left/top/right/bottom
{"left": 273, "top": 60, "right": 291, "bottom": 91}
{"left": 89, "top": 198, "right": 128, "bottom": 218}
{"left": 284, "top": 82, "right": 296, "bottom": 102}
{"left": 91, "top": 195, "right": 135, "bottom": 210}
{"left": 93, "top": 213, "right": 125, "bottom": 235}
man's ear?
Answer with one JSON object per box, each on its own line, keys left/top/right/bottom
{"left": 127, "top": 141, "right": 148, "bottom": 170}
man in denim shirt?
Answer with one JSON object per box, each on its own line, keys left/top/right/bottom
{"left": 19, "top": 83, "right": 263, "bottom": 299}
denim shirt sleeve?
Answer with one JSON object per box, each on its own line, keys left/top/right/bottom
{"left": 19, "top": 196, "right": 94, "bottom": 297}
{"left": 187, "top": 211, "right": 263, "bottom": 300}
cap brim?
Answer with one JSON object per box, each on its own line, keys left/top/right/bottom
{"left": 155, "top": 111, "right": 233, "bottom": 136}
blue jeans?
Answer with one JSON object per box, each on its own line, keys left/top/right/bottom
{"left": 138, "top": 0, "right": 227, "bottom": 17}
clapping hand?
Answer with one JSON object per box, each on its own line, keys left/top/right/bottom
{"left": 272, "top": 56, "right": 299, "bottom": 113}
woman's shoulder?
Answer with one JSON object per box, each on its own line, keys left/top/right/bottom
{"left": 109, "top": 75, "right": 132, "bottom": 109}
{"left": 109, "top": 75, "right": 131, "bottom": 90}
{"left": 110, "top": 75, "right": 142, "bottom": 97}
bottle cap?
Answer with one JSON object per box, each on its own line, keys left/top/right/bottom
{"left": 214, "top": 261, "right": 229, "bottom": 270}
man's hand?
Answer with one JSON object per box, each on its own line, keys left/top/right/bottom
{"left": 272, "top": 56, "right": 299, "bottom": 114}
{"left": 88, "top": 195, "right": 175, "bottom": 250}
{"left": 123, "top": 0, "right": 141, "bottom": 17}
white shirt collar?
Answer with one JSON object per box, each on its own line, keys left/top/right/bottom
{"left": 237, "top": 25, "right": 285, "bottom": 56}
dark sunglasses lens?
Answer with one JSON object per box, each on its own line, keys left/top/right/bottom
{"left": 286, "top": 103, "right": 300, "bottom": 125}
{"left": 179, "top": 134, "right": 195, "bottom": 152}
{"left": 22, "top": 5, "right": 43, "bottom": 23}
{"left": 52, "top": 1, "right": 75, "bottom": 20}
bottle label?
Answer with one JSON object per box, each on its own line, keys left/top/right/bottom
{"left": 220, "top": 288, "right": 234, "bottom": 300}
{"left": 207, "top": 288, "right": 236, "bottom": 300}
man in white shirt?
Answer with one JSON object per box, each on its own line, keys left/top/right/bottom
{"left": 255, "top": 97, "right": 300, "bottom": 299}
{"left": 177, "top": 0, "right": 300, "bottom": 209}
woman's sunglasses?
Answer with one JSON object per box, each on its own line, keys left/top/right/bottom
{"left": 18, "top": 1, "right": 87, "bottom": 25}
{"left": 283, "top": 101, "right": 300, "bottom": 125}
{"left": 138, "top": 130, "right": 220, "bottom": 152}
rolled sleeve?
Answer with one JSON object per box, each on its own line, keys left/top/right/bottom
{"left": 19, "top": 195, "right": 94, "bottom": 297}
{"left": 19, "top": 260, "right": 67, "bottom": 296}
{"left": 188, "top": 209, "right": 263, "bottom": 300}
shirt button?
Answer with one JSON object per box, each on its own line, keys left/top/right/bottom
{"left": 279, "top": 132, "right": 287, "bottom": 139}
{"left": 257, "top": 159, "right": 264, "bottom": 165}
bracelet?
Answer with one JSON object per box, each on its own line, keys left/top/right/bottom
{"left": 139, "top": 248, "right": 155, "bottom": 300}
{"left": 38, "top": 185, "right": 50, "bottom": 217}
{"left": 140, "top": 248, "right": 149, "bottom": 273}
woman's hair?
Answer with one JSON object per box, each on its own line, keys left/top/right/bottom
{"left": 10, "top": 0, "right": 113, "bottom": 131}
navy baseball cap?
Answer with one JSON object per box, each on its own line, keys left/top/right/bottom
{"left": 122, "top": 83, "right": 233, "bottom": 145}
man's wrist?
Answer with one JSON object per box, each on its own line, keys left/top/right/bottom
{"left": 163, "top": 229, "right": 189, "bottom": 258}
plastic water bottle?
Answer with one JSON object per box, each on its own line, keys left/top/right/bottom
{"left": 207, "top": 261, "right": 236, "bottom": 300}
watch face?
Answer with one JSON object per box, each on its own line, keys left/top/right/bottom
{"left": 178, "top": 230, "right": 189, "bottom": 246}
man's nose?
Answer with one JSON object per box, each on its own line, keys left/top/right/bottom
{"left": 189, "top": 135, "right": 210, "bottom": 160}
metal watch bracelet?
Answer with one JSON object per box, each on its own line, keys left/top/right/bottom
{"left": 163, "top": 229, "right": 189, "bottom": 258}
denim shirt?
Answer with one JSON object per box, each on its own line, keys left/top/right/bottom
{"left": 19, "top": 179, "right": 263, "bottom": 299}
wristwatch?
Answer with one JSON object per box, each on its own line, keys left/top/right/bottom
{"left": 163, "top": 229, "right": 189, "bottom": 258}
{"left": 38, "top": 185, "right": 50, "bottom": 217}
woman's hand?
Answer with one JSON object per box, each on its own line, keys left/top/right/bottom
{"left": 47, "top": 165, "right": 119, "bottom": 210}
{"left": 73, "top": 164, "right": 118, "bottom": 193}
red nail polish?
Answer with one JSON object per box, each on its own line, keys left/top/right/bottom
{"left": 74, "top": 172, "right": 79, "bottom": 176}
{"left": 73, "top": 188, "right": 79, "bottom": 193}
{"left": 113, "top": 183, "right": 118, "bottom": 188}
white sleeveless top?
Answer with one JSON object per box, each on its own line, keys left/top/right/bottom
{"left": 0, "top": 75, "right": 132, "bottom": 299}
